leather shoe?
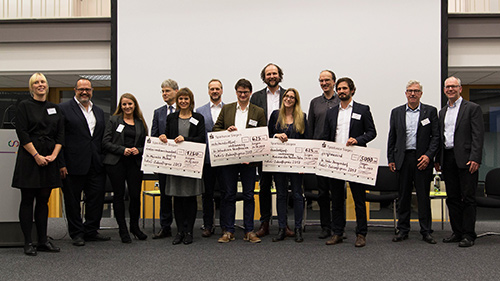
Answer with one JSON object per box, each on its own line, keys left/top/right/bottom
{"left": 183, "top": 232, "right": 193, "bottom": 245}
{"left": 153, "top": 228, "right": 172, "bottom": 239}
{"left": 244, "top": 231, "right": 261, "bottom": 243}
{"left": 201, "top": 228, "right": 213, "bottom": 238}
{"left": 272, "top": 228, "right": 286, "bottom": 242}
{"left": 24, "top": 243, "right": 37, "bottom": 256}
{"left": 443, "top": 233, "right": 462, "bottom": 243}
{"left": 218, "top": 231, "right": 235, "bottom": 243}
{"left": 319, "top": 228, "right": 332, "bottom": 239}
{"left": 255, "top": 221, "right": 269, "bottom": 237}
{"left": 172, "top": 232, "right": 185, "bottom": 245}
{"left": 326, "top": 235, "right": 343, "bottom": 245}
{"left": 85, "top": 233, "right": 111, "bottom": 242}
{"left": 285, "top": 226, "right": 294, "bottom": 237}
{"left": 37, "top": 241, "right": 60, "bottom": 252}
{"left": 392, "top": 233, "right": 408, "bottom": 242}
{"left": 295, "top": 228, "right": 304, "bottom": 243}
{"left": 458, "top": 238, "right": 474, "bottom": 247}
{"left": 423, "top": 234, "right": 437, "bottom": 244}
{"left": 72, "top": 236, "right": 85, "bottom": 246}
{"left": 355, "top": 234, "right": 366, "bottom": 247}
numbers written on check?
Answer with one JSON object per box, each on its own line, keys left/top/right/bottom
{"left": 359, "top": 155, "right": 377, "bottom": 164}
{"left": 251, "top": 135, "right": 268, "bottom": 142}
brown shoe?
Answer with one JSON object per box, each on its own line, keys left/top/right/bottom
{"left": 255, "top": 221, "right": 269, "bottom": 237}
{"left": 201, "top": 228, "right": 213, "bottom": 238}
{"left": 285, "top": 226, "right": 294, "bottom": 237}
{"left": 244, "top": 231, "right": 261, "bottom": 243}
{"left": 217, "top": 232, "right": 235, "bottom": 243}
{"left": 326, "top": 235, "right": 343, "bottom": 245}
{"left": 355, "top": 234, "right": 366, "bottom": 247}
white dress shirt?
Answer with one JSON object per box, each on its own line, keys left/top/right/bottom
{"left": 444, "top": 97, "right": 463, "bottom": 149}
{"left": 235, "top": 103, "right": 249, "bottom": 130}
{"left": 210, "top": 101, "right": 223, "bottom": 124}
{"left": 74, "top": 96, "right": 96, "bottom": 136}
{"left": 335, "top": 101, "right": 353, "bottom": 145}
{"left": 405, "top": 103, "right": 420, "bottom": 150}
{"left": 266, "top": 88, "right": 281, "bottom": 121}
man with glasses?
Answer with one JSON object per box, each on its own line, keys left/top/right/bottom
{"left": 213, "top": 78, "right": 266, "bottom": 243}
{"left": 387, "top": 80, "right": 439, "bottom": 244}
{"left": 58, "top": 78, "right": 109, "bottom": 246}
{"left": 436, "top": 76, "right": 484, "bottom": 247}
{"left": 307, "top": 70, "right": 340, "bottom": 239}
{"left": 150, "top": 79, "right": 179, "bottom": 239}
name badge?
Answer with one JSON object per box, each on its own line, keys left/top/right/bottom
{"left": 47, "top": 108, "right": 57, "bottom": 115}
{"left": 248, "top": 119, "right": 258, "bottom": 127}
{"left": 421, "top": 118, "right": 430, "bottom": 126}
{"left": 352, "top": 113, "right": 361, "bottom": 120}
{"left": 116, "top": 124, "right": 125, "bottom": 133}
{"left": 190, "top": 117, "right": 199, "bottom": 126}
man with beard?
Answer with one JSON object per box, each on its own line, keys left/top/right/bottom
{"left": 307, "top": 70, "right": 341, "bottom": 239}
{"left": 196, "top": 79, "right": 225, "bottom": 237}
{"left": 58, "top": 78, "right": 110, "bottom": 246}
{"left": 322, "top": 77, "right": 376, "bottom": 247}
{"left": 250, "top": 63, "right": 292, "bottom": 237}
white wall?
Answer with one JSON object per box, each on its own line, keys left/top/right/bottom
{"left": 118, "top": 0, "right": 442, "bottom": 164}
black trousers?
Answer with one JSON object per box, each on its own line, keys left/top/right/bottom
{"left": 258, "top": 167, "right": 273, "bottom": 223}
{"left": 61, "top": 165, "right": 105, "bottom": 239}
{"left": 442, "top": 149, "right": 478, "bottom": 240}
{"left": 330, "top": 179, "right": 367, "bottom": 236}
{"left": 201, "top": 164, "right": 225, "bottom": 230}
{"left": 105, "top": 158, "right": 143, "bottom": 230}
{"left": 174, "top": 196, "right": 198, "bottom": 234}
{"left": 158, "top": 173, "right": 173, "bottom": 231}
{"left": 396, "top": 150, "right": 433, "bottom": 235}
{"left": 317, "top": 175, "right": 332, "bottom": 229}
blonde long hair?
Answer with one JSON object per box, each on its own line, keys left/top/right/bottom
{"left": 276, "top": 88, "right": 305, "bottom": 134}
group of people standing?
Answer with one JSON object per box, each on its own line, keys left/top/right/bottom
{"left": 12, "top": 65, "right": 484, "bottom": 256}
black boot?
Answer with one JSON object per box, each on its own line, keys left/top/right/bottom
{"left": 295, "top": 228, "right": 304, "bottom": 243}
{"left": 119, "top": 226, "right": 132, "bottom": 244}
{"left": 272, "top": 228, "right": 286, "bottom": 242}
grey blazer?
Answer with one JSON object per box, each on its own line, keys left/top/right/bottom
{"left": 102, "top": 115, "right": 148, "bottom": 166}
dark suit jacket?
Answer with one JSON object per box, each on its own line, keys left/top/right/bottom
{"left": 387, "top": 103, "right": 440, "bottom": 170}
{"left": 322, "top": 101, "right": 376, "bottom": 146}
{"left": 268, "top": 110, "right": 307, "bottom": 139}
{"left": 102, "top": 115, "right": 148, "bottom": 166}
{"left": 196, "top": 102, "right": 224, "bottom": 163}
{"left": 164, "top": 111, "right": 206, "bottom": 144}
{"left": 151, "top": 104, "right": 169, "bottom": 137}
{"left": 58, "top": 99, "right": 105, "bottom": 175}
{"left": 437, "top": 99, "right": 484, "bottom": 168}
{"left": 212, "top": 102, "right": 267, "bottom": 131}
{"left": 250, "top": 86, "right": 286, "bottom": 119}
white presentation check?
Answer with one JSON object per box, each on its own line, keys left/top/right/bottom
{"left": 141, "top": 137, "right": 206, "bottom": 179}
{"left": 208, "top": 127, "right": 271, "bottom": 167}
{"left": 263, "top": 139, "right": 322, "bottom": 174}
{"left": 316, "top": 141, "right": 380, "bottom": 185}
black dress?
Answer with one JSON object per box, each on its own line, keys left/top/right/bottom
{"left": 12, "top": 97, "right": 64, "bottom": 189}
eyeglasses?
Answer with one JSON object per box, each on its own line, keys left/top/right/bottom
{"left": 284, "top": 95, "right": 295, "bottom": 100}
{"left": 445, "top": 85, "right": 460, "bottom": 89}
{"left": 76, "top": 88, "right": 93, "bottom": 92}
{"left": 406, "top": 89, "right": 422, "bottom": 94}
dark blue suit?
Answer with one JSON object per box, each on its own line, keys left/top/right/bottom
{"left": 322, "top": 101, "right": 376, "bottom": 236}
{"left": 151, "top": 104, "right": 175, "bottom": 232}
{"left": 58, "top": 98, "right": 106, "bottom": 239}
{"left": 387, "top": 103, "right": 439, "bottom": 236}
{"left": 196, "top": 102, "right": 225, "bottom": 231}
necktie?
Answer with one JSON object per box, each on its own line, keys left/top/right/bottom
{"left": 168, "top": 105, "right": 173, "bottom": 115}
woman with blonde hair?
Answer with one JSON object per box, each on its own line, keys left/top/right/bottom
{"left": 103, "top": 93, "right": 148, "bottom": 243}
{"left": 268, "top": 88, "right": 307, "bottom": 243}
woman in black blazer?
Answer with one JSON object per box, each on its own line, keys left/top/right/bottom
{"left": 268, "top": 88, "right": 307, "bottom": 243}
{"left": 103, "top": 93, "right": 148, "bottom": 243}
{"left": 159, "top": 87, "right": 205, "bottom": 245}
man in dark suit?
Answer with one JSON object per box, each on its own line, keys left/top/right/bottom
{"left": 436, "top": 76, "right": 484, "bottom": 247}
{"left": 307, "top": 70, "right": 341, "bottom": 239}
{"left": 150, "top": 79, "right": 178, "bottom": 239}
{"left": 322, "top": 77, "right": 376, "bottom": 247}
{"left": 196, "top": 79, "right": 225, "bottom": 237}
{"left": 387, "top": 80, "right": 439, "bottom": 244}
{"left": 250, "top": 63, "right": 290, "bottom": 237}
{"left": 213, "top": 78, "right": 267, "bottom": 243}
{"left": 58, "top": 78, "right": 110, "bottom": 246}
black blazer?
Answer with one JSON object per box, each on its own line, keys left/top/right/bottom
{"left": 102, "top": 115, "right": 148, "bottom": 166}
{"left": 58, "top": 99, "right": 105, "bottom": 175}
{"left": 250, "top": 86, "right": 286, "bottom": 118}
{"left": 165, "top": 111, "right": 206, "bottom": 144}
{"left": 437, "top": 99, "right": 484, "bottom": 168}
{"left": 387, "top": 103, "right": 440, "bottom": 170}
{"left": 322, "top": 101, "right": 377, "bottom": 147}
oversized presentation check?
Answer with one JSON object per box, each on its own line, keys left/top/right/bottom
{"left": 208, "top": 127, "right": 271, "bottom": 166}
{"left": 263, "top": 139, "right": 322, "bottom": 173}
{"left": 141, "top": 137, "right": 206, "bottom": 179}
{"left": 316, "top": 141, "right": 380, "bottom": 185}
